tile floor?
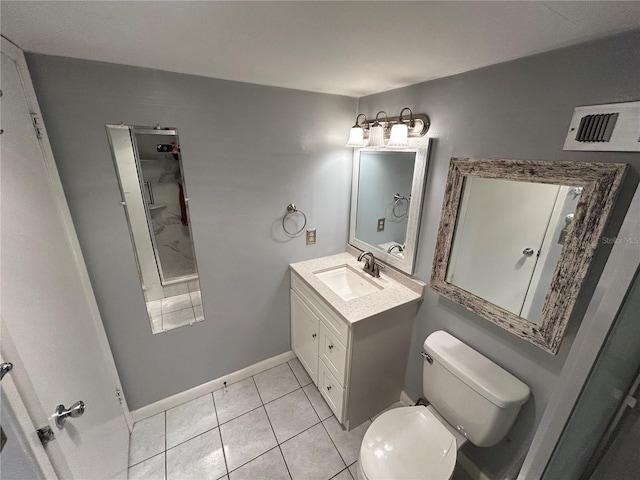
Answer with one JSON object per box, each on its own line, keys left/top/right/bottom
{"left": 146, "top": 280, "right": 203, "bottom": 334}
{"left": 128, "top": 358, "right": 472, "bottom": 480}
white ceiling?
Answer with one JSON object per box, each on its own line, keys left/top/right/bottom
{"left": 2, "top": 1, "right": 639, "bottom": 97}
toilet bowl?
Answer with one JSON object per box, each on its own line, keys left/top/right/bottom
{"left": 358, "top": 405, "right": 465, "bottom": 480}
{"left": 358, "top": 331, "right": 530, "bottom": 480}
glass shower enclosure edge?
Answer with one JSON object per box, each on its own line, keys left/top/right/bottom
{"left": 106, "top": 124, "right": 164, "bottom": 302}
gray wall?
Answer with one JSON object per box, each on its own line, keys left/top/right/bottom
{"left": 358, "top": 29, "right": 640, "bottom": 478}
{"left": 26, "top": 54, "right": 357, "bottom": 410}
{"left": 355, "top": 151, "right": 415, "bottom": 247}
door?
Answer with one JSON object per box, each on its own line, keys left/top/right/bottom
{"left": 0, "top": 37, "right": 130, "bottom": 479}
{"left": 291, "top": 290, "right": 319, "bottom": 384}
{"left": 542, "top": 270, "right": 640, "bottom": 479}
{"left": 445, "top": 176, "right": 560, "bottom": 316}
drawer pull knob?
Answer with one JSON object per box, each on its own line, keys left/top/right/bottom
{"left": 312, "top": 333, "right": 317, "bottom": 338}
{"left": 326, "top": 385, "right": 332, "bottom": 391}
{"left": 328, "top": 344, "right": 334, "bottom": 350}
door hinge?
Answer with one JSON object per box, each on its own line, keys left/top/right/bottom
{"left": 116, "top": 388, "right": 123, "bottom": 404}
{"left": 37, "top": 425, "right": 55, "bottom": 446}
{"left": 624, "top": 394, "right": 637, "bottom": 409}
{"left": 31, "top": 113, "right": 43, "bottom": 139}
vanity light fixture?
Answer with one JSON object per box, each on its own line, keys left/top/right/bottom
{"left": 346, "top": 114, "right": 369, "bottom": 147}
{"left": 346, "top": 107, "right": 430, "bottom": 148}
{"left": 366, "top": 111, "right": 389, "bottom": 147}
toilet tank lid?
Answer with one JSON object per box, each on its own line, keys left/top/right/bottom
{"left": 424, "top": 331, "right": 530, "bottom": 408}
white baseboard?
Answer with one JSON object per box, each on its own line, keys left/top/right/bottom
{"left": 130, "top": 350, "right": 297, "bottom": 423}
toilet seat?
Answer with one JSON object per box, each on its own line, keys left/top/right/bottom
{"left": 359, "top": 406, "right": 457, "bottom": 480}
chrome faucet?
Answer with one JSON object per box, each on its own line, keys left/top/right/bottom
{"left": 387, "top": 244, "right": 404, "bottom": 254}
{"left": 358, "top": 251, "right": 384, "bottom": 278}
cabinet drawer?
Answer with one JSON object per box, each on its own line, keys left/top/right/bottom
{"left": 318, "top": 359, "right": 345, "bottom": 422}
{"left": 319, "top": 322, "right": 347, "bottom": 386}
{"left": 291, "top": 273, "right": 349, "bottom": 347}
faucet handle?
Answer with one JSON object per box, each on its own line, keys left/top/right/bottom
{"left": 371, "top": 261, "right": 384, "bottom": 278}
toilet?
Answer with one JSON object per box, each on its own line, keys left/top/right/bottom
{"left": 358, "top": 331, "right": 530, "bottom": 480}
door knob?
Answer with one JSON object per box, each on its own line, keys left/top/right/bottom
{"left": 54, "top": 401, "right": 85, "bottom": 428}
{"left": 522, "top": 248, "right": 535, "bottom": 256}
{"left": 0, "top": 362, "right": 13, "bottom": 381}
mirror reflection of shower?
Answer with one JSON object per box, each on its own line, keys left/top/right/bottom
{"left": 107, "top": 125, "right": 204, "bottom": 334}
{"left": 133, "top": 131, "right": 196, "bottom": 283}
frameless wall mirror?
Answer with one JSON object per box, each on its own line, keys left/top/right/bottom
{"left": 431, "top": 157, "right": 627, "bottom": 354}
{"left": 349, "top": 140, "right": 431, "bottom": 274}
{"left": 106, "top": 124, "right": 204, "bottom": 334}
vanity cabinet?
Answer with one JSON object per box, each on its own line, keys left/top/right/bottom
{"left": 290, "top": 271, "right": 419, "bottom": 430}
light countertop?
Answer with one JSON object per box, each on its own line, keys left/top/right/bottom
{"left": 289, "top": 251, "right": 425, "bottom": 324}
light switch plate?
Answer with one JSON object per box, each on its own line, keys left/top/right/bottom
{"left": 306, "top": 229, "right": 316, "bottom": 245}
{"left": 377, "top": 218, "right": 385, "bottom": 231}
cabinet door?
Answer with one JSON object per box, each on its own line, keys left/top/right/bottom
{"left": 291, "top": 290, "right": 319, "bottom": 384}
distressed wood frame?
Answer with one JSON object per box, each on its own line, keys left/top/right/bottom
{"left": 430, "top": 158, "right": 627, "bottom": 354}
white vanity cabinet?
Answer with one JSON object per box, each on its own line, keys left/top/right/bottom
{"left": 290, "top": 270, "right": 419, "bottom": 430}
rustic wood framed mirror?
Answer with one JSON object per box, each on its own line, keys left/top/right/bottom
{"left": 431, "top": 157, "right": 627, "bottom": 354}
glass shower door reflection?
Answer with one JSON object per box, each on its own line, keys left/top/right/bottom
{"left": 134, "top": 131, "right": 197, "bottom": 285}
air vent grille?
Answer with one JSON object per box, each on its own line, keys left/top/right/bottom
{"left": 575, "top": 113, "right": 618, "bottom": 142}
{"left": 564, "top": 101, "right": 639, "bottom": 152}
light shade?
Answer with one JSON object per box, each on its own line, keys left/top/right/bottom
{"left": 346, "top": 126, "right": 367, "bottom": 147}
{"left": 366, "top": 124, "right": 386, "bottom": 147}
{"left": 386, "top": 123, "right": 409, "bottom": 148}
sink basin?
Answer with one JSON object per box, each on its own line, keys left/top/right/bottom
{"left": 314, "top": 265, "right": 383, "bottom": 301}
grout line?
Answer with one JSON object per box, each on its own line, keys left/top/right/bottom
{"left": 210, "top": 391, "right": 220, "bottom": 427}
{"left": 285, "top": 359, "right": 312, "bottom": 390}
{"left": 164, "top": 424, "right": 220, "bottom": 452}
{"left": 301, "top": 383, "right": 332, "bottom": 421}
{"left": 127, "top": 449, "right": 166, "bottom": 469}
{"left": 278, "top": 419, "right": 323, "bottom": 447}
{"left": 210, "top": 391, "right": 230, "bottom": 476}
{"left": 224, "top": 380, "right": 281, "bottom": 473}
{"left": 251, "top": 376, "right": 265, "bottom": 405}
{"left": 299, "top": 382, "right": 323, "bottom": 424}
{"left": 215, "top": 425, "right": 230, "bottom": 479}
{"left": 329, "top": 467, "right": 353, "bottom": 480}
{"left": 219, "top": 404, "right": 263, "bottom": 427}
{"left": 319, "top": 417, "right": 349, "bottom": 470}
{"left": 251, "top": 375, "right": 291, "bottom": 480}
{"left": 127, "top": 451, "right": 167, "bottom": 472}
{"left": 225, "top": 445, "right": 289, "bottom": 478}
{"left": 277, "top": 444, "right": 294, "bottom": 480}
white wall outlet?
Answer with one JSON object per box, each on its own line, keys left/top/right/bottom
{"left": 377, "top": 218, "right": 385, "bottom": 231}
{"left": 306, "top": 229, "right": 316, "bottom": 245}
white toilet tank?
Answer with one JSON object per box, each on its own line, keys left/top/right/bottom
{"left": 422, "top": 331, "right": 530, "bottom": 447}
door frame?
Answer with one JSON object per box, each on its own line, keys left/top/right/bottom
{"left": 518, "top": 185, "right": 640, "bottom": 479}
{"left": 1, "top": 33, "right": 133, "bottom": 464}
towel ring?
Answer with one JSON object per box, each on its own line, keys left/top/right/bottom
{"left": 392, "top": 194, "right": 410, "bottom": 218}
{"left": 282, "top": 204, "right": 307, "bottom": 236}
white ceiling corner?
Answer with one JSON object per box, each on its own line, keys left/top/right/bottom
{"left": 2, "top": 1, "right": 639, "bottom": 97}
